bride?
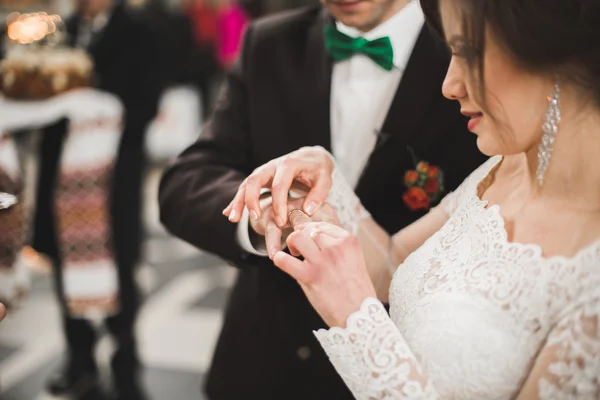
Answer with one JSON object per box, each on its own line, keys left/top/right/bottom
{"left": 223, "top": 0, "right": 600, "bottom": 398}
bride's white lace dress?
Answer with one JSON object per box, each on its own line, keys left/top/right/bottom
{"left": 315, "top": 156, "right": 600, "bottom": 399}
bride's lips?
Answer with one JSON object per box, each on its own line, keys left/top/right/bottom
{"left": 328, "top": 0, "right": 366, "bottom": 11}
{"left": 462, "top": 110, "right": 483, "bottom": 131}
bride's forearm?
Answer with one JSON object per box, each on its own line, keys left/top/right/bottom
{"left": 324, "top": 162, "right": 450, "bottom": 301}
{"left": 354, "top": 206, "right": 450, "bottom": 302}
{"left": 354, "top": 220, "right": 394, "bottom": 302}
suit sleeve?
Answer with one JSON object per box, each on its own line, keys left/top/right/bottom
{"left": 158, "top": 23, "right": 270, "bottom": 269}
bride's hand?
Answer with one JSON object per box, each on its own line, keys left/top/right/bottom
{"left": 273, "top": 222, "right": 377, "bottom": 328}
{"left": 251, "top": 197, "right": 343, "bottom": 259}
{"left": 223, "top": 146, "right": 335, "bottom": 228}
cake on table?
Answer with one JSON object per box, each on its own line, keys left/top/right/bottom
{"left": 0, "top": 12, "right": 93, "bottom": 100}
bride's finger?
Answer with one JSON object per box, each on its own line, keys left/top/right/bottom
{"left": 310, "top": 231, "right": 339, "bottom": 249}
{"left": 290, "top": 222, "right": 321, "bottom": 242}
{"left": 286, "top": 230, "right": 322, "bottom": 262}
{"left": 301, "top": 222, "right": 349, "bottom": 239}
{"left": 272, "top": 251, "right": 313, "bottom": 283}
{"left": 297, "top": 222, "right": 341, "bottom": 249}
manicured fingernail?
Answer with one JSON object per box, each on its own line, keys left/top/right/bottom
{"left": 276, "top": 216, "right": 285, "bottom": 227}
{"left": 269, "top": 249, "right": 276, "bottom": 259}
{"left": 305, "top": 202, "right": 318, "bottom": 215}
{"left": 250, "top": 210, "right": 259, "bottom": 221}
{"left": 229, "top": 210, "right": 237, "bottom": 221}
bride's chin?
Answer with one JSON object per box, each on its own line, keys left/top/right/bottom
{"left": 475, "top": 136, "right": 503, "bottom": 158}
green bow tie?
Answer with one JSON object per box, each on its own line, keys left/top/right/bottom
{"left": 324, "top": 25, "right": 394, "bottom": 71}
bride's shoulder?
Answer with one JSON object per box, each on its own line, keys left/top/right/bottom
{"left": 440, "top": 156, "right": 501, "bottom": 214}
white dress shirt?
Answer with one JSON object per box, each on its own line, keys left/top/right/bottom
{"left": 237, "top": 1, "right": 425, "bottom": 255}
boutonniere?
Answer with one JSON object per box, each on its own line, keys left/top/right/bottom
{"left": 402, "top": 147, "right": 445, "bottom": 211}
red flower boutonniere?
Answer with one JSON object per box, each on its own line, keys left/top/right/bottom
{"left": 402, "top": 150, "right": 445, "bottom": 212}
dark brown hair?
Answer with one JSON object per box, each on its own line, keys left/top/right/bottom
{"left": 420, "top": 0, "right": 600, "bottom": 106}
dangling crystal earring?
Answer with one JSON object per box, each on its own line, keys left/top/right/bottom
{"left": 537, "top": 82, "right": 561, "bottom": 185}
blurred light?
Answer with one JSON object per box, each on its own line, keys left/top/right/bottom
{"left": 6, "top": 12, "right": 62, "bottom": 45}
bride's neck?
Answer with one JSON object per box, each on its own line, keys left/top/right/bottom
{"left": 521, "top": 99, "right": 600, "bottom": 211}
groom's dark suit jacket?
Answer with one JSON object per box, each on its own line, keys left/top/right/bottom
{"left": 159, "top": 6, "right": 486, "bottom": 400}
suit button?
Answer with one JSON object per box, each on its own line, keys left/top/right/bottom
{"left": 296, "top": 346, "right": 311, "bottom": 361}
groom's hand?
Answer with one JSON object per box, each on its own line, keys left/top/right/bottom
{"left": 224, "top": 146, "right": 335, "bottom": 227}
{"left": 250, "top": 197, "right": 306, "bottom": 259}
{"left": 250, "top": 197, "right": 343, "bottom": 259}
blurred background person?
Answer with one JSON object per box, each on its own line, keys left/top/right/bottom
{"left": 185, "top": 0, "right": 218, "bottom": 49}
{"left": 146, "top": 0, "right": 222, "bottom": 116}
{"left": 31, "top": 0, "right": 164, "bottom": 398}
{"left": 184, "top": 0, "right": 221, "bottom": 113}
{"left": 141, "top": 0, "right": 205, "bottom": 105}
{"left": 215, "top": 0, "right": 247, "bottom": 69}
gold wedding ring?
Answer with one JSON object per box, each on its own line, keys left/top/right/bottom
{"left": 288, "top": 209, "right": 311, "bottom": 228}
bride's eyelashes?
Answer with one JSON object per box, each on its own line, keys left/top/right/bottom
{"left": 447, "top": 36, "right": 474, "bottom": 59}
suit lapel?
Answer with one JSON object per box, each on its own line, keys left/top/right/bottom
{"left": 300, "top": 8, "right": 333, "bottom": 152}
{"left": 354, "top": 26, "right": 449, "bottom": 204}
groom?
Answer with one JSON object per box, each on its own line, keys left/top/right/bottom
{"left": 159, "top": 0, "right": 485, "bottom": 398}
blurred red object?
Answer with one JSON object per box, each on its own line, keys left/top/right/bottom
{"left": 216, "top": 1, "right": 248, "bottom": 69}
{"left": 186, "top": 0, "right": 218, "bottom": 48}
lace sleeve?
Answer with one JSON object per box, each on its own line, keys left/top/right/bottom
{"left": 438, "top": 190, "right": 460, "bottom": 216}
{"left": 516, "top": 297, "right": 600, "bottom": 399}
{"left": 325, "top": 164, "right": 371, "bottom": 236}
{"left": 314, "top": 297, "right": 440, "bottom": 400}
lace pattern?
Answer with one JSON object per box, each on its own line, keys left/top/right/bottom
{"left": 538, "top": 297, "right": 600, "bottom": 399}
{"left": 326, "top": 165, "right": 371, "bottom": 235}
{"left": 315, "top": 156, "right": 600, "bottom": 399}
{"left": 315, "top": 297, "right": 439, "bottom": 400}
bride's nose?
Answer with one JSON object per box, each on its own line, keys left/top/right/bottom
{"left": 442, "top": 58, "right": 467, "bottom": 101}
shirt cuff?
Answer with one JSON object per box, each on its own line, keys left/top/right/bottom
{"left": 235, "top": 188, "right": 307, "bottom": 257}
{"left": 235, "top": 194, "right": 274, "bottom": 256}
{"left": 235, "top": 207, "right": 268, "bottom": 256}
